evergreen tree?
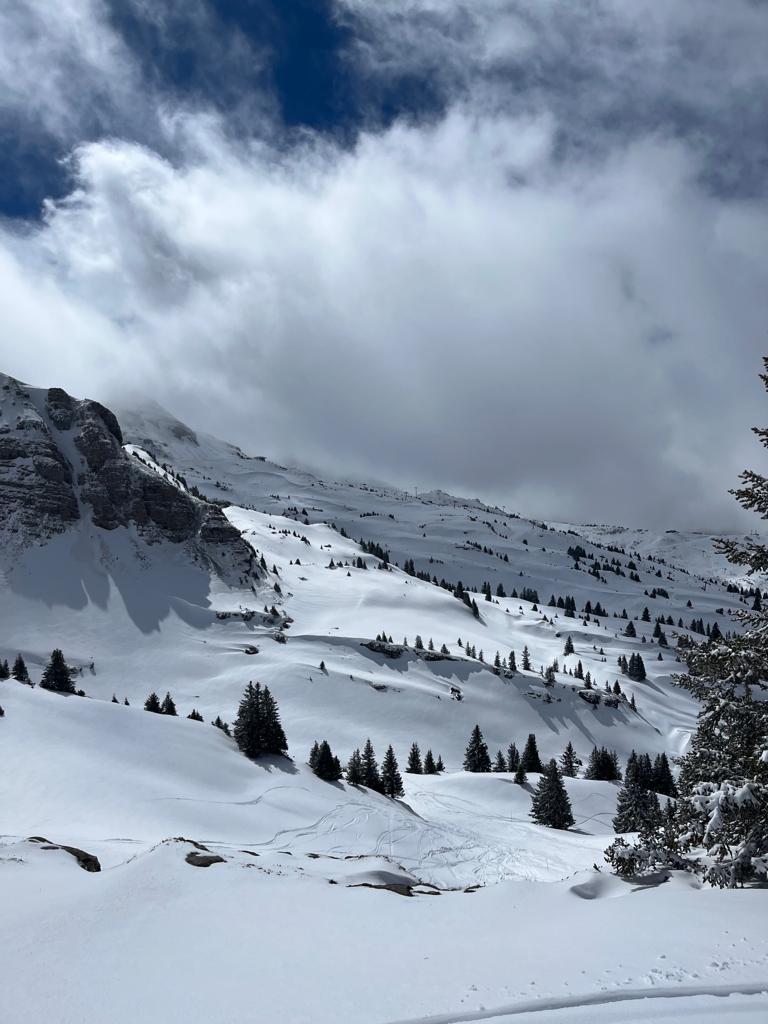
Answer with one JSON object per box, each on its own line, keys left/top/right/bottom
{"left": 346, "top": 748, "right": 364, "bottom": 785}
{"left": 261, "top": 685, "right": 288, "bottom": 755}
{"left": 563, "top": 635, "right": 574, "bottom": 656}
{"left": 423, "top": 749, "right": 437, "bottom": 774}
{"left": 463, "top": 724, "right": 492, "bottom": 772}
{"left": 652, "top": 752, "right": 677, "bottom": 797}
{"left": 514, "top": 762, "right": 527, "bottom": 785}
{"left": 38, "top": 649, "right": 76, "bottom": 693}
{"left": 233, "top": 681, "right": 288, "bottom": 760}
{"left": 530, "top": 760, "right": 574, "bottom": 829}
{"left": 406, "top": 742, "right": 423, "bottom": 774}
{"left": 627, "top": 653, "right": 647, "bottom": 681}
{"left": 361, "top": 738, "right": 383, "bottom": 792}
{"left": 144, "top": 691, "right": 162, "bottom": 713}
{"left": 0, "top": 658, "right": 9, "bottom": 680}
{"left": 522, "top": 646, "right": 531, "bottom": 671}
{"left": 507, "top": 742, "right": 520, "bottom": 772}
{"left": 585, "top": 746, "right": 621, "bottom": 781}
{"left": 160, "top": 692, "right": 177, "bottom": 716}
{"left": 520, "top": 733, "right": 543, "bottom": 773}
{"left": 381, "top": 745, "right": 404, "bottom": 797}
{"left": 187, "top": 708, "right": 203, "bottom": 721}
{"left": 637, "top": 752, "right": 654, "bottom": 789}
{"left": 493, "top": 750, "right": 507, "bottom": 772}
{"left": 559, "top": 741, "right": 581, "bottom": 778}
{"left": 212, "top": 715, "right": 231, "bottom": 736}
{"left": 111, "top": 694, "right": 119, "bottom": 703}
{"left": 309, "top": 740, "right": 320, "bottom": 770}
{"left": 624, "top": 621, "right": 637, "bottom": 638}
{"left": 613, "top": 766, "right": 662, "bottom": 834}
{"left": 313, "top": 740, "right": 343, "bottom": 782}
{"left": 509, "top": 651, "right": 517, "bottom": 672}
{"left": 435, "top": 754, "right": 445, "bottom": 772}
{"left": 12, "top": 653, "right": 30, "bottom": 684}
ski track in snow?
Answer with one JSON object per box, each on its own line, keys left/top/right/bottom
{"left": 382, "top": 982, "right": 768, "bottom": 1024}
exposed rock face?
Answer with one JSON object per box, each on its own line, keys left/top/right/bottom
{"left": 0, "top": 374, "right": 253, "bottom": 573}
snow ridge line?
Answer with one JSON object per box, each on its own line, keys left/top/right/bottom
{"left": 381, "top": 981, "right": 768, "bottom": 1024}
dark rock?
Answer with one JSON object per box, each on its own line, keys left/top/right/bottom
{"left": 186, "top": 851, "right": 226, "bottom": 867}
{"left": 27, "top": 836, "right": 100, "bottom": 872}
{"left": 0, "top": 374, "right": 254, "bottom": 578}
{"left": 578, "top": 689, "right": 601, "bottom": 706}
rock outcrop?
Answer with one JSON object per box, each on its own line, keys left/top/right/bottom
{"left": 0, "top": 374, "right": 254, "bottom": 576}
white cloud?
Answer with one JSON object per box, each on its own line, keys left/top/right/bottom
{"left": 0, "top": 1, "right": 766, "bottom": 528}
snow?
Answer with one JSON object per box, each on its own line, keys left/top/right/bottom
{"left": 1, "top": 402, "right": 767, "bottom": 1023}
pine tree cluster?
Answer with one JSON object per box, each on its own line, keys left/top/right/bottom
{"left": 233, "top": 681, "right": 288, "bottom": 760}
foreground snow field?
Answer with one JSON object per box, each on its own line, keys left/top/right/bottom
{"left": 2, "top": 827, "right": 767, "bottom": 1024}
{"left": 1, "top": 400, "right": 767, "bottom": 1023}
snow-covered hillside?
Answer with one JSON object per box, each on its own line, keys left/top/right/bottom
{"left": 2, "top": 391, "right": 767, "bottom": 1023}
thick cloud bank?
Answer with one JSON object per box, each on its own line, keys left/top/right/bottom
{"left": 0, "top": 1, "right": 766, "bottom": 528}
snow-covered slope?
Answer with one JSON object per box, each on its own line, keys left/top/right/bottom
{"left": 2, "top": 391, "right": 767, "bottom": 1023}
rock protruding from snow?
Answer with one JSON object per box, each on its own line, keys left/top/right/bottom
{"left": 0, "top": 373, "right": 253, "bottom": 575}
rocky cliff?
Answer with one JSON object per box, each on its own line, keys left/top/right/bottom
{"left": 0, "top": 374, "right": 253, "bottom": 576}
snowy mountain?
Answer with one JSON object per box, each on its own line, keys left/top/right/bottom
{"left": 2, "top": 377, "right": 767, "bottom": 1024}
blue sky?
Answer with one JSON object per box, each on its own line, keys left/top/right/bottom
{"left": 1, "top": 1, "right": 767, "bottom": 528}
{"left": 0, "top": 1, "right": 444, "bottom": 218}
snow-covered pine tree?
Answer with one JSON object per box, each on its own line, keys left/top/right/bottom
{"left": 530, "top": 760, "right": 575, "bottom": 829}
{"left": 520, "top": 733, "right": 543, "bottom": 773}
{"left": 493, "top": 750, "right": 507, "bottom": 772}
{"left": 507, "top": 742, "right": 520, "bottom": 772}
{"left": 406, "top": 742, "right": 423, "bottom": 774}
{"left": 39, "top": 649, "right": 75, "bottom": 694}
{"left": 381, "top": 745, "right": 404, "bottom": 798}
{"left": 463, "top": 724, "right": 492, "bottom": 772}
{"left": 144, "top": 691, "right": 162, "bottom": 713}
{"left": 309, "top": 740, "right": 320, "bottom": 770}
{"left": 607, "top": 362, "right": 768, "bottom": 886}
{"left": 514, "top": 762, "right": 527, "bottom": 785}
{"left": 423, "top": 749, "right": 437, "bottom": 774}
{"left": 658, "top": 385, "right": 768, "bottom": 885}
